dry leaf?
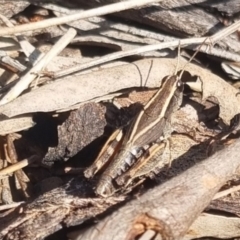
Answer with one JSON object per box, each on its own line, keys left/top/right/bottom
{"left": 0, "top": 58, "right": 239, "bottom": 125}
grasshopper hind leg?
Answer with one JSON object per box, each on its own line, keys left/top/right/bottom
{"left": 116, "top": 141, "right": 169, "bottom": 187}
{"left": 148, "top": 139, "right": 172, "bottom": 179}
{"left": 84, "top": 129, "right": 123, "bottom": 178}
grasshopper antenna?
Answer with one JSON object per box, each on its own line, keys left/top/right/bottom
{"left": 179, "top": 37, "right": 209, "bottom": 81}
{"left": 174, "top": 41, "right": 181, "bottom": 76}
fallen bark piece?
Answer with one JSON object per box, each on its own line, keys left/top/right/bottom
{"left": 77, "top": 139, "right": 240, "bottom": 240}
{"left": 78, "top": 0, "right": 219, "bottom": 37}
{"left": 0, "top": 1, "right": 30, "bottom": 19}
{"left": 209, "top": 194, "right": 240, "bottom": 217}
{"left": 43, "top": 102, "right": 107, "bottom": 164}
{"left": 76, "top": 0, "right": 240, "bottom": 53}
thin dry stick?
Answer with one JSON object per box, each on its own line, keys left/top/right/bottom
{"left": 54, "top": 21, "right": 240, "bottom": 78}
{"left": 0, "top": 202, "right": 24, "bottom": 211}
{"left": 0, "top": 28, "right": 77, "bottom": 105}
{"left": 54, "top": 37, "right": 205, "bottom": 78}
{"left": 210, "top": 20, "right": 240, "bottom": 43}
{"left": 213, "top": 185, "right": 240, "bottom": 200}
{"left": 54, "top": 20, "right": 240, "bottom": 78}
{"left": 0, "top": 156, "right": 38, "bottom": 176}
{"left": 0, "top": 0, "right": 164, "bottom": 36}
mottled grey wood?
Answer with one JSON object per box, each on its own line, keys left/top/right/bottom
{"left": 77, "top": 139, "right": 240, "bottom": 240}
{"left": 0, "top": 178, "right": 124, "bottom": 240}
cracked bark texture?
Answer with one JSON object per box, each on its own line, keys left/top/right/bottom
{"left": 77, "top": 139, "right": 240, "bottom": 240}
{"left": 0, "top": 178, "right": 124, "bottom": 240}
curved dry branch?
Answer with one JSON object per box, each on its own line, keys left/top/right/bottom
{"left": 77, "top": 139, "right": 240, "bottom": 240}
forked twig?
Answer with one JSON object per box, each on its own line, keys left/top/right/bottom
{"left": 0, "top": 28, "right": 77, "bottom": 105}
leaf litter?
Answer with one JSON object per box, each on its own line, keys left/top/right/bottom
{"left": 0, "top": 58, "right": 239, "bottom": 125}
{"left": 0, "top": 1, "right": 240, "bottom": 240}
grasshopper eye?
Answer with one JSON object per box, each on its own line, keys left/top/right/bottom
{"left": 177, "top": 79, "right": 183, "bottom": 88}
{"left": 175, "top": 79, "right": 184, "bottom": 93}
{"left": 177, "top": 79, "right": 183, "bottom": 87}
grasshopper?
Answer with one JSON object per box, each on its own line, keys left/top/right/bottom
{"left": 84, "top": 73, "right": 184, "bottom": 197}
{"left": 83, "top": 26, "right": 238, "bottom": 197}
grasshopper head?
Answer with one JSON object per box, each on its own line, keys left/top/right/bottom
{"left": 84, "top": 166, "right": 97, "bottom": 179}
{"left": 96, "top": 177, "right": 116, "bottom": 197}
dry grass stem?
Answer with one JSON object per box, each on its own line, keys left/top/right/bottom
{"left": 0, "top": 202, "right": 24, "bottom": 211}
{"left": 0, "top": 156, "right": 37, "bottom": 177}
{"left": 213, "top": 185, "right": 240, "bottom": 200}
{"left": 55, "top": 20, "right": 240, "bottom": 78}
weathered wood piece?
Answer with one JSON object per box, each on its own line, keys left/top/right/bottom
{"left": 77, "top": 139, "right": 240, "bottom": 240}
{"left": 73, "top": 0, "right": 238, "bottom": 36}
{"left": 0, "top": 178, "right": 124, "bottom": 240}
